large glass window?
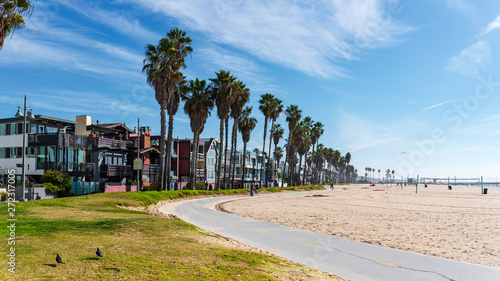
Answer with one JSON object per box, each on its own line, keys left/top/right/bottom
{"left": 30, "top": 124, "right": 37, "bottom": 133}
{"left": 46, "top": 127, "right": 58, "bottom": 133}
{"left": 38, "top": 126, "right": 45, "bottom": 134}
{"left": 0, "top": 124, "right": 5, "bottom": 135}
{"left": 48, "top": 146, "right": 56, "bottom": 162}
{"left": 77, "top": 149, "right": 84, "bottom": 163}
{"left": 0, "top": 148, "right": 4, "bottom": 158}
{"left": 26, "top": 147, "right": 35, "bottom": 158}
{"left": 16, "top": 147, "right": 22, "bottom": 158}
{"left": 37, "top": 146, "right": 46, "bottom": 170}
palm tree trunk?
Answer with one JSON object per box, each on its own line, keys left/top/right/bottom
{"left": 216, "top": 119, "right": 224, "bottom": 191}
{"left": 261, "top": 117, "right": 268, "bottom": 188}
{"left": 158, "top": 105, "right": 167, "bottom": 191}
{"left": 231, "top": 119, "right": 238, "bottom": 188}
{"left": 165, "top": 103, "right": 175, "bottom": 191}
{"left": 274, "top": 142, "right": 278, "bottom": 186}
{"left": 191, "top": 133, "right": 200, "bottom": 190}
{"left": 223, "top": 118, "right": 229, "bottom": 189}
{"left": 241, "top": 142, "right": 247, "bottom": 188}
{"left": 298, "top": 154, "right": 303, "bottom": 185}
{"left": 267, "top": 120, "right": 274, "bottom": 186}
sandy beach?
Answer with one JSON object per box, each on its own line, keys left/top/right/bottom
{"left": 219, "top": 184, "right": 500, "bottom": 267}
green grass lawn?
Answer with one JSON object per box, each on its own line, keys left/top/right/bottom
{"left": 0, "top": 185, "right": 340, "bottom": 280}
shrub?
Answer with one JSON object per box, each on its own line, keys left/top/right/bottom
{"left": 143, "top": 182, "right": 157, "bottom": 191}
{"left": 41, "top": 182, "right": 59, "bottom": 193}
{"left": 1, "top": 191, "right": 7, "bottom": 201}
{"left": 41, "top": 170, "right": 72, "bottom": 197}
{"left": 195, "top": 182, "right": 205, "bottom": 190}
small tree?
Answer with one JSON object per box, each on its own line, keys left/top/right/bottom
{"left": 41, "top": 170, "right": 72, "bottom": 197}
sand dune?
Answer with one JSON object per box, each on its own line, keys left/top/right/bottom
{"left": 219, "top": 184, "right": 500, "bottom": 267}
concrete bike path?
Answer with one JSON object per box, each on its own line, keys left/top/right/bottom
{"left": 158, "top": 191, "right": 500, "bottom": 281}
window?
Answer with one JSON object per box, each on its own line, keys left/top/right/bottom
{"left": 0, "top": 148, "right": 4, "bottom": 158}
{"left": 26, "top": 147, "right": 35, "bottom": 158}
{"left": 0, "top": 124, "right": 5, "bottom": 135}
{"left": 16, "top": 147, "right": 22, "bottom": 158}
{"left": 6, "top": 123, "right": 15, "bottom": 135}
{"left": 30, "top": 124, "right": 37, "bottom": 133}
{"left": 17, "top": 123, "right": 23, "bottom": 134}
{"left": 37, "top": 146, "right": 46, "bottom": 170}
{"left": 46, "top": 127, "right": 58, "bottom": 133}
{"left": 38, "top": 126, "right": 45, "bottom": 134}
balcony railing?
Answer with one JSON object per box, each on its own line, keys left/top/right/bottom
{"left": 100, "top": 164, "right": 131, "bottom": 177}
{"left": 143, "top": 164, "right": 160, "bottom": 176}
{"left": 44, "top": 162, "right": 95, "bottom": 177}
{"left": 196, "top": 169, "right": 204, "bottom": 177}
{"left": 29, "top": 133, "right": 93, "bottom": 149}
{"left": 95, "top": 137, "right": 130, "bottom": 149}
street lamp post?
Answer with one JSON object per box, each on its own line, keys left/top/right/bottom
{"left": 15, "top": 94, "right": 34, "bottom": 201}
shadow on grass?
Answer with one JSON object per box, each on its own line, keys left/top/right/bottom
{"left": 83, "top": 257, "right": 100, "bottom": 261}
{"left": 43, "top": 264, "right": 57, "bottom": 268}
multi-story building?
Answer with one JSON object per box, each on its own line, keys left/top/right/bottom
{"left": 174, "top": 138, "right": 205, "bottom": 189}
{"left": 201, "top": 138, "right": 218, "bottom": 189}
{"left": 0, "top": 114, "right": 96, "bottom": 198}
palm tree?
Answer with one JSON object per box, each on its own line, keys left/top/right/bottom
{"left": 143, "top": 28, "right": 192, "bottom": 191}
{"left": 229, "top": 81, "right": 249, "bottom": 188}
{"left": 345, "top": 152, "right": 351, "bottom": 183}
{"left": 210, "top": 70, "right": 236, "bottom": 190}
{"left": 258, "top": 93, "right": 275, "bottom": 187}
{"left": 310, "top": 122, "right": 324, "bottom": 184}
{"left": 165, "top": 76, "right": 187, "bottom": 190}
{"left": 184, "top": 78, "right": 214, "bottom": 190}
{"left": 1, "top": 0, "right": 33, "bottom": 51}
{"left": 378, "top": 169, "right": 381, "bottom": 183}
{"left": 271, "top": 123, "right": 284, "bottom": 184}
{"left": 267, "top": 98, "right": 283, "bottom": 184}
{"left": 284, "top": 105, "right": 302, "bottom": 186}
{"left": 274, "top": 146, "right": 284, "bottom": 183}
{"left": 238, "top": 106, "right": 257, "bottom": 188}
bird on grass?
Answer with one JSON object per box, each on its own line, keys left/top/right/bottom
{"left": 96, "top": 247, "right": 103, "bottom": 258}
{"left": 56, "top": 254, "right": 62, "bottom": 265}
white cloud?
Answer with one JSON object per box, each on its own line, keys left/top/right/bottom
{"left": 477, "top": 15, "right": 500, "bottom": 38}
{"left": 122, "top": 0, "right": 412, "bottom": 79}
{"left": 57, "top": 0, "right": 161, "bottom": 41}
{"left": 444, "top": 41, "right": 491, "bottom": 78}
{"left": 422, "top": 99, "right": 459, "bottom": 111}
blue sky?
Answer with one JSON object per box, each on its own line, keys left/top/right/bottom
{"left": 1, "top": 0, "right": 500, "bottom": 180}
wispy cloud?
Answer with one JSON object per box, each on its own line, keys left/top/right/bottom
{"left": 57, "top": 0, "right": 161, "bottom": 41}
{"left": 477, "top": 15, "right": 500, "bottom": 38}
{"left": 122, "top": 0, "right": 412, "bottom": 79}
{"left": 196, "top": 47, "right": 277, "bottom": 93}
{"left": 422, "top": 99, "right": 458, "bottom": 111}
{"left": 0, "top": 12, "right": 144, "bottom": 83}
{"left": 444, "top": 40, "right": 491, "bottom": 78}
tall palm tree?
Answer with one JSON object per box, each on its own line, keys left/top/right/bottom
{"left": 267, "top": 98, "right": 283, "bottom": 184}
{"left": 238, "top": 106, "right": 257, "bottom": 188}
{"left": 229, "top": 81, "right": 249, "bottom": 188}
{"left": 258, "top": 93, "right": 275, "bottom": 187}
{"left": 271, "top": 123, "right": 284, "bottom": 184}
{"left": 284, "top": 105, "right": 302, "bottom": 186}
{"left": 378, "top": 169, "right": 381, "bottom": 182}
{"left": 143, "top": 28, "right": 192, "bottom": 191}
{"left": 210, "top": 70, "right": 236, "bottom": 190}
{"left": 0, "top": 0, "right": 33, "bottom": 51}
{"left": 165, "top": 76, "right": 187, "bottom": 190}
{"left": 345, "top": 152, "right": 351, "bottom": 184}
{"left": 184, "top": 78, "right": 214, "bottom": 190}
{"left": 253, "top": 148, "right": 260, "bottom": 185}
{"left": 310, "top": 122, "right": 324, "bottom": 184}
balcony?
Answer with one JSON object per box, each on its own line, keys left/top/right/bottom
{"left": 94, "top": 137, "right": 130, "bottom": 149}
{"left": 196, "top": 169, "right": 204, "bottom": 177}
{"left": 143, "top": 164, "right": 160, "bottom": 176}
{"left": 100, "top": 164, "right": 131, "bottom": 177}
{"left": 44, "top": 162, "right": 95, "bottom": 177}
{"left": 190, "top": 152, "right": 204, "bottom": 161}
{"left": 29, "top": 133, "right": 93, "bottom": 149}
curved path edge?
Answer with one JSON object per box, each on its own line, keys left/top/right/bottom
{"left": 158, "top": 191, "right": 500, "bottom": 281}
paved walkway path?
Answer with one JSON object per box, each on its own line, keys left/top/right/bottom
{"left": 158, "top": 191, "right": 500, "bottom": 281}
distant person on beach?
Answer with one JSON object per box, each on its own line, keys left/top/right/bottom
{"left": 250, "top": 183, "right": 254, "bottom": 196}
{"left": 256, "top": 184, "right": 259, "bottom": 195}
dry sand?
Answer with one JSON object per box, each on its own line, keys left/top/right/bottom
{"left": 219, "top": 184, "right": 500, "bottom": 267}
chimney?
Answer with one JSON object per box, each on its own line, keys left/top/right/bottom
{"left": 75, "top": 115, "right": 92, "bottom": 136}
